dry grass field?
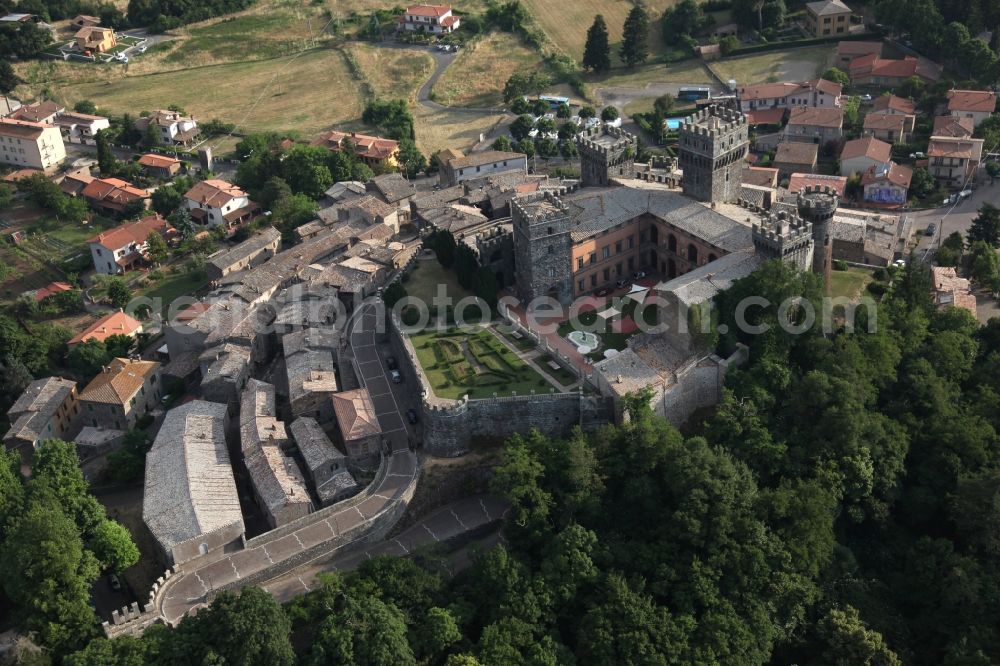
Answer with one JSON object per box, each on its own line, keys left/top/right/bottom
{"left": 433, "top": 32, "right": 545, "bottom": 108}
{"left": 343, "top": 42, "right": 435, "bottom": 102}
{"left": 412, "top": 104, "right": 508, "bottom": 155}
{"left": 709, "top": 46, "right": 835, "bottom": 85}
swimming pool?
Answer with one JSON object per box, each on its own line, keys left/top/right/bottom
{"left": 664, "top": 117, "right": 685, "bottom": 130}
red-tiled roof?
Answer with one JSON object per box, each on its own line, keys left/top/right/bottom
{"left": 88, "top": 214, "right": 170, "bottom": 249}
{"left": 947, "top": 89, "right": 997, "bottom": 114}
{"left": 34, "top": 282, "right": 72, "bottom": 302}
{"left": 932, "top": 115, "right": 974, "bottom": 138}
{"left": 81, "top": 177, "right": 150, "bottom": 206}
{"left": 9, "top": 100, "right": 63, "bottom": 122}
{"left": 0, "top": 118, "right": 47, "bottom": 140}
{"left": 138, "top": 153, "right": 181, "bottom": 168}
{"left": 928, "top": 136, "right": 983, "bottom": 160}
{"left": 184, "top": 179, "right": 246, "bottom": 207}
{"left": 787, "top": 106, "right": 843, "bottom": 129}
{"left": 330, "top": 388, "right": 381, "bottom": 441}
{"left": 405, "top": 4, "right": 452, "bottom": 17}
{"left": 788, "top": 173, "right": 847, "bottom": 197}
{"left": 746, "top": 108, "right": 786, "bottom": 125}
{"left": 872, "top": 95, "right": 916, "bottom": 115}
{"left": 863, "top": 112, "right": 907, "bottom": 132}
{"left": 841, "top": 136, "right": 892, "bottom": 162}
{"left": 775, "top": 142, "right": 819, "bottom": 165}
{"left": 310, "top": 130, "right": 399, "bottom": 161}
{"left": 862, "top": 162, "right": 912, "bottom": 188}
{"left": 68, "top": 310, "right": 143, "bottom": 345}
{"left": 742, "top": 166, "right": 779, "bottom": 187}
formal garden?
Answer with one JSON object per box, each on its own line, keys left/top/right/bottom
{"left": 557, "top": 292, "right": 659, "bottom": 360}
{"left": 410, "top": 327, "right": 554, "bottom": 399}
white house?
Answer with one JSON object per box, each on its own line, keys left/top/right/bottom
{"left": 53, "top": 111, "right": 110, "bottom": 145}
{"left": 737, "top": 79, "right": 842, "bottom": 113}
{"left": 398, "top": 4, "right": 460, "bottom": 34}
{"left": 184, "top": 179, "right": 256, "bottom": 229}
{"left": 135, "top": 109, "right": 200, "bottom": 145}
{"left": 839, "top": 136, "right": 892, "bottom": 177}
{"left": 439, "top": 150, "right": 528, "bottom": 186}
{"left": 88, "top": 213, "right": 172, "bottom": 275}
{"left": 947, "top": 89, "right": 997, "bottom": 129}
{"left": 0, "top": 118, "right": 66, "bottom": 174}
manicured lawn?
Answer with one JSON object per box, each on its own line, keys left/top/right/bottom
{"left": 410, "top": 327, "right": 552, "bottom": 399}
{"left": 828, "top": 268, "right": 873, "bottom": 301}
{"left": 557, "top": 297, "right": 658, "bottom": 354}
{"left": 497, "top": 327, "right": 537, "bottom": 352}
{"left": 534, "top": 354, "right": 578, "bottom": 386}
{"left": 136, "top": 269, "right": 210, "bottom": 315}
{"left": 402, "top": 257, "right": 476, "bottom": 308}
{"left": 434, "top": 31, "right": 545, "bottom": 108}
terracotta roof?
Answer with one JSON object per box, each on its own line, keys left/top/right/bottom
{"left": 841, "top": 136, "right": 892, "bottom": 162}
{"left": 173, "top": 301, "right": 212, "bottom": 323}
{"left": 746, "top": 108, "right": 786, "bottom": 125}
{"left": 775, "top": 142, "right": 819, "bottom": 165}
{"left": 812, "top": 78, "right": 843, "bottom": 96}
{"left": 872, "top": 95, "right": 916, "bottom": 115}
{"left": 947, "top": 89, "right": 997, "bottom": 114}
{"left": 406, "top": 4, "right": 452, "bottom": 17}
{"left": 2, "top": 168, "right": 42, "bottom": 182}
{"left": 928, "top": 136, "right": 984, "bottom": 160}
{"left": 862, "top": 161, "right": 912, "bottom": 188}
{"left": 34, "top": 281, "right": 72, "bottom": 301}
{"left": 0, "top": 118, "right": 48, "bottom": 140}
{"left": 78, "top": 357, "right": 159, "bottom": 405}
{"left": 836, "top": 41, "right": 881, "bottom": 57}
{"left": 441, "top": 15, "right": 459, "bottom": 26}
{"left": 787, "top": 106, "right": 843, "bottom": 129}
{"left": 69, "top": 310, "right": 143, "bottom": 345}
{"left": 932, "top": 115, "right": 974, "bottom": 138}
{"left": 88, "top": 213, "right": 169, "bottom": 248}
{"left": 330, "top": 388, "right": 381, "bottom": 441}
{"left": 852, "top": 56, "right": 926, "bottom": 80}
{"left": 788, "top": 173, "right": 847, "bottom": 196}
{"left": 9, "top": 100, "right": 63, "bottom": 123}
{"left": 863, "top": 112, "right": 907, "bottom": 131}
{"left": 742, "top": 166, "right": 779, "bottom": 187}
{"left": 310, "top": 130, "right": 398, "bottom": 161}
{"left": 82, "top": 177, "right": 149, "bottom": 205}
{"left": 138, "top": 153, "right": 181, "bottom": 168}
{"left": 185, "top": 179, "right": 246, "bottom": 207}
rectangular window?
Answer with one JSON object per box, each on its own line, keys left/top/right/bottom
{"left": 578, "top": 280, "right": 584, "bottom": 292}
{"left": 577, "top": 257, "right": 584, "bottom": 270}
{"left": 590, "top": 274, "right": 597, "bottom": 286}
{"left": 603, "top": 268, "right": 610, "bottom": 281}
{"left": 627, "top": 236, "right": 634, "bottom": 249}
{"left": 616, "top": 262, "right": 623, "bottom": 276}
{"left": 602, "top": 246, "right": 610, "bottom": 259}
{"left": 615, "top": 241, "right": 622, "bottom": 254}
{"left": 589, "top": 252, "right": 596, "bottom": 265}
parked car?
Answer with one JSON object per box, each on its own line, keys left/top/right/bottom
{"left": 925, "top": 223, "right": 937, "bottom": 237}
{"left": 909, "top": 152, "right": 925, "bottom": 159}
{"left": 390, "top": 369, "right": 402, "bottom": 384}
{"left": 632, "top": 271, "right": 646, "bottom": 280}
{"left": 406, "top": 408, "right": 419, "bottom": 424}
{"left": 386, "top": 356, "right": 398, "bottom": 370}
{"left": 109, "top": 574, "right": 121, "bottom": 592}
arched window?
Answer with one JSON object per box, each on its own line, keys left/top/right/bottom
{"left": 687, "top": 244, "right": 698, "bottom": 263}
{"left": 667, "top": 234, "right": 677, "bottom": 252}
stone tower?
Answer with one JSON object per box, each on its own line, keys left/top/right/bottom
{"left": 576, "top": 125, "right": 637, "bottom": 187}
{"left": 679, "top": 105, "right": 749, "bottom": 203}
{"left": 796, "top": 185, "right": 839, "bottom": 279}
{"left": 512, "top": 191, "right": 575, "bottom": 307}
{"left": 752, "top": 211, "right": 815, "bottom": 272}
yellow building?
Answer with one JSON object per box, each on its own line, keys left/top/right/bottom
{"left": 805, "top": 0, "right": 851, "bottom": 37}
{"left": 75, "top": 25, "right": 116, "bottom": 53}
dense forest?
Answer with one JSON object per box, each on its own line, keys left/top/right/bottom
{"left": 39, "top": 259, "right": 1000, "bottom": 665}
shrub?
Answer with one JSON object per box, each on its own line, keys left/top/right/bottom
{"left": 833, "top": 260, "right": 849, "bottom": 271}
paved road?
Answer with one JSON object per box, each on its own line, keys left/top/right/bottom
{"left": 912, "top": 167, "right": 1000, "bottom": 259}
{"left": 265, "top": 495, "right": 509, "bottom": 602}
{"left": 349, "top": 301, "right": 420, "bottom": 452}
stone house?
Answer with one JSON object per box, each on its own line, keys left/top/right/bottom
{"left": 330, "top": 388, "right": 382, "bottom": 469}
{"left": 785, "top": 107, "right": 844, "bottom": 144}
{"left": 439, "top": 150, "right": 528, "bottom": 187}
{"left": 3, "top": 377, "right": 79, "bottom": 465}
{"left": 774, "top": 142, "right": 819, "bottom": 179}
{"left": 143, "top": 400, "right": 244, "bottom": 566}
{"left": 138, "top": 153, "right": 182, "bottom": 178}
{"left": 862, "top": 112, "right": 914, "bottom": 144}
{"left": 78, "top": 358, "right": 161, "bottom": 431}
{"left": 366, "top": 172, "right": 416, "bottom": 218}
{"left": 805, "top": 0, "right": 852, "bottom": 37}
{"left": 283, "top": 329, "right": 339, "bottom": 422}
{"left": 289, "top": 417, "right": 359, "bottom": 506}
{"left": 840, "top": 136, "right": 892, "bottom": 176}
{"left": 206, "top": 226, "right": 282, "bottom": 280}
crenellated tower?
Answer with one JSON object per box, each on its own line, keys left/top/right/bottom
{"left": 752, "top": 211, "right": 815, "bottom": 272}
{"left": 511, "top": 191, "right": 574, "bottom": 306}
{"left": 796, "top": 185, "right": 839, "bottom": 283}
{"left": 678, "top": 105, "right": 749, "bottom": 203}
{"left": 576, "top": 124, "right": 637, "bottom": 187}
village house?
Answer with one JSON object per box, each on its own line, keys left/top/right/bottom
{"left": 32, "top": 281, "right": 73, "bottom": 302}
{"left": 398, "top": 4, "right": 460, "bottom": 34}
{"left": 310, "top": 130, "right": 399, "bottom": 168}
{"left": 928, "top": 135, "right": 985, "bottom": 188}
{"left": 737, "top": 79, "right": 842, "bottom": 112}
{"left": 138, "top": 153, "right": 182, "bottom": 178}
{"left": 88, "top": 213, "right": 171, "bottom": 275}
{"left": 289, "top": 417, "right": 359, "bottom": 506}
{"left": 932, "top": 115, "right": 974, "bottom": 139}
{"left": 81, "top": 176, "right": 150, "bottom": 215}
{"left": 53, "top": 111, "right": 110, "bottom": 144}
{"left": 848, "top": 54, "right": 941, "bottom": 87}
{"left": 840, "top": 135, "right": 893, "bottom": 176}
{"left": 742, "top": 166, "right": 780, "bottom": 188}
{"left": 206, "top": 226, "right": 282, "bottom": 280}
{"left": 3, "top": 377, "right": 79, "bottom": 465}
{"left": 862, "top": 112, "right": 914, "bottom": 144}
{"left": 439, "top": 150, "right": 529, "bottom": 187}
{"left": 330, "top": 388, "right": 382, "bottom": 469}
{"left": 836, "top": 40, "right": 881, "bottom": 69}
{"left": 77, "top": 358, "right": 161, "bottom": 431}
{"left": 282, "top": 328, "right": 339, "bottom": 422}
{"left": 0, "top": 118, "right": 66, "bottom": 173}
{"left": 805, "top": 0, "right": 852, "bottom": 37}
{"left": 143, "top": 399, "right": 244, "bottom": 566}
{"left": 931, "top": 266, "right": 977, "bottom": 317}
{"left": 59, "top": 166, "right": 93, "bottom": 196}
{"left": 10, "top": 100, "right": 63, "bottom": 124}
{"left": 861, "top": 161, "right": 912, "bottom": 206}
{"left": 774, "top": 142, "right": 819, "bottom": 179}
{"left": 70, "top": 14, "right": 100, "bottom": 29}
{"left": 75, "top": 25, "right": 116, "bottom": 53}
{"left": 366, "top": 172, "right": 416, "bottom": 216}
{"left": 68, "top": 309, "right": 143, "bottom": 346}
{"left": 787, "top": 173, "right": 848, "bottom": 198}
{"left": 135, "top": 109, "right": 200, "bottom": 146}
{"left": 785, "top": 107, "right": 844, "bottom": 144}
{"left": 947, "top": 89, "right": 997, "bottom": 128}
{"left": 871, "top": 95, "right": 916, "bottom": 116}
{"left": 183, "top": 179, "right": 257, "bottom": 229}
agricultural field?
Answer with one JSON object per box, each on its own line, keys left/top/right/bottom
{"left": 433, "top": 31, "right": 545, "bottom": 108}
{"left": 709, "top": 45, "right": 834, "bottom": 85}
{"left": 410, "top": 327, "right": 552, "bottom": 399}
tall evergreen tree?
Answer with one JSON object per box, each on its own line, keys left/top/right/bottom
{"left": 583, "top": 15, "right": 611, "bottom": 73}
{"left": 620, "top": 3, "right": 650, "bottom": 68}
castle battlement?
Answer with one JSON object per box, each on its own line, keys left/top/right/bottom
{"left": 511, "top": 190, "right": 569, "bottom": 225}
{"left": 752, "top": 210, "right": 814, "bottom": 271}
{"left": 679, "top": 105, "right": 748, "bottom": 139}
{"left": 576, "top": 124, "right": 636, "bottom": 155}
{"left": 796, "top": 184, "right": 839, "bottom": 214}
